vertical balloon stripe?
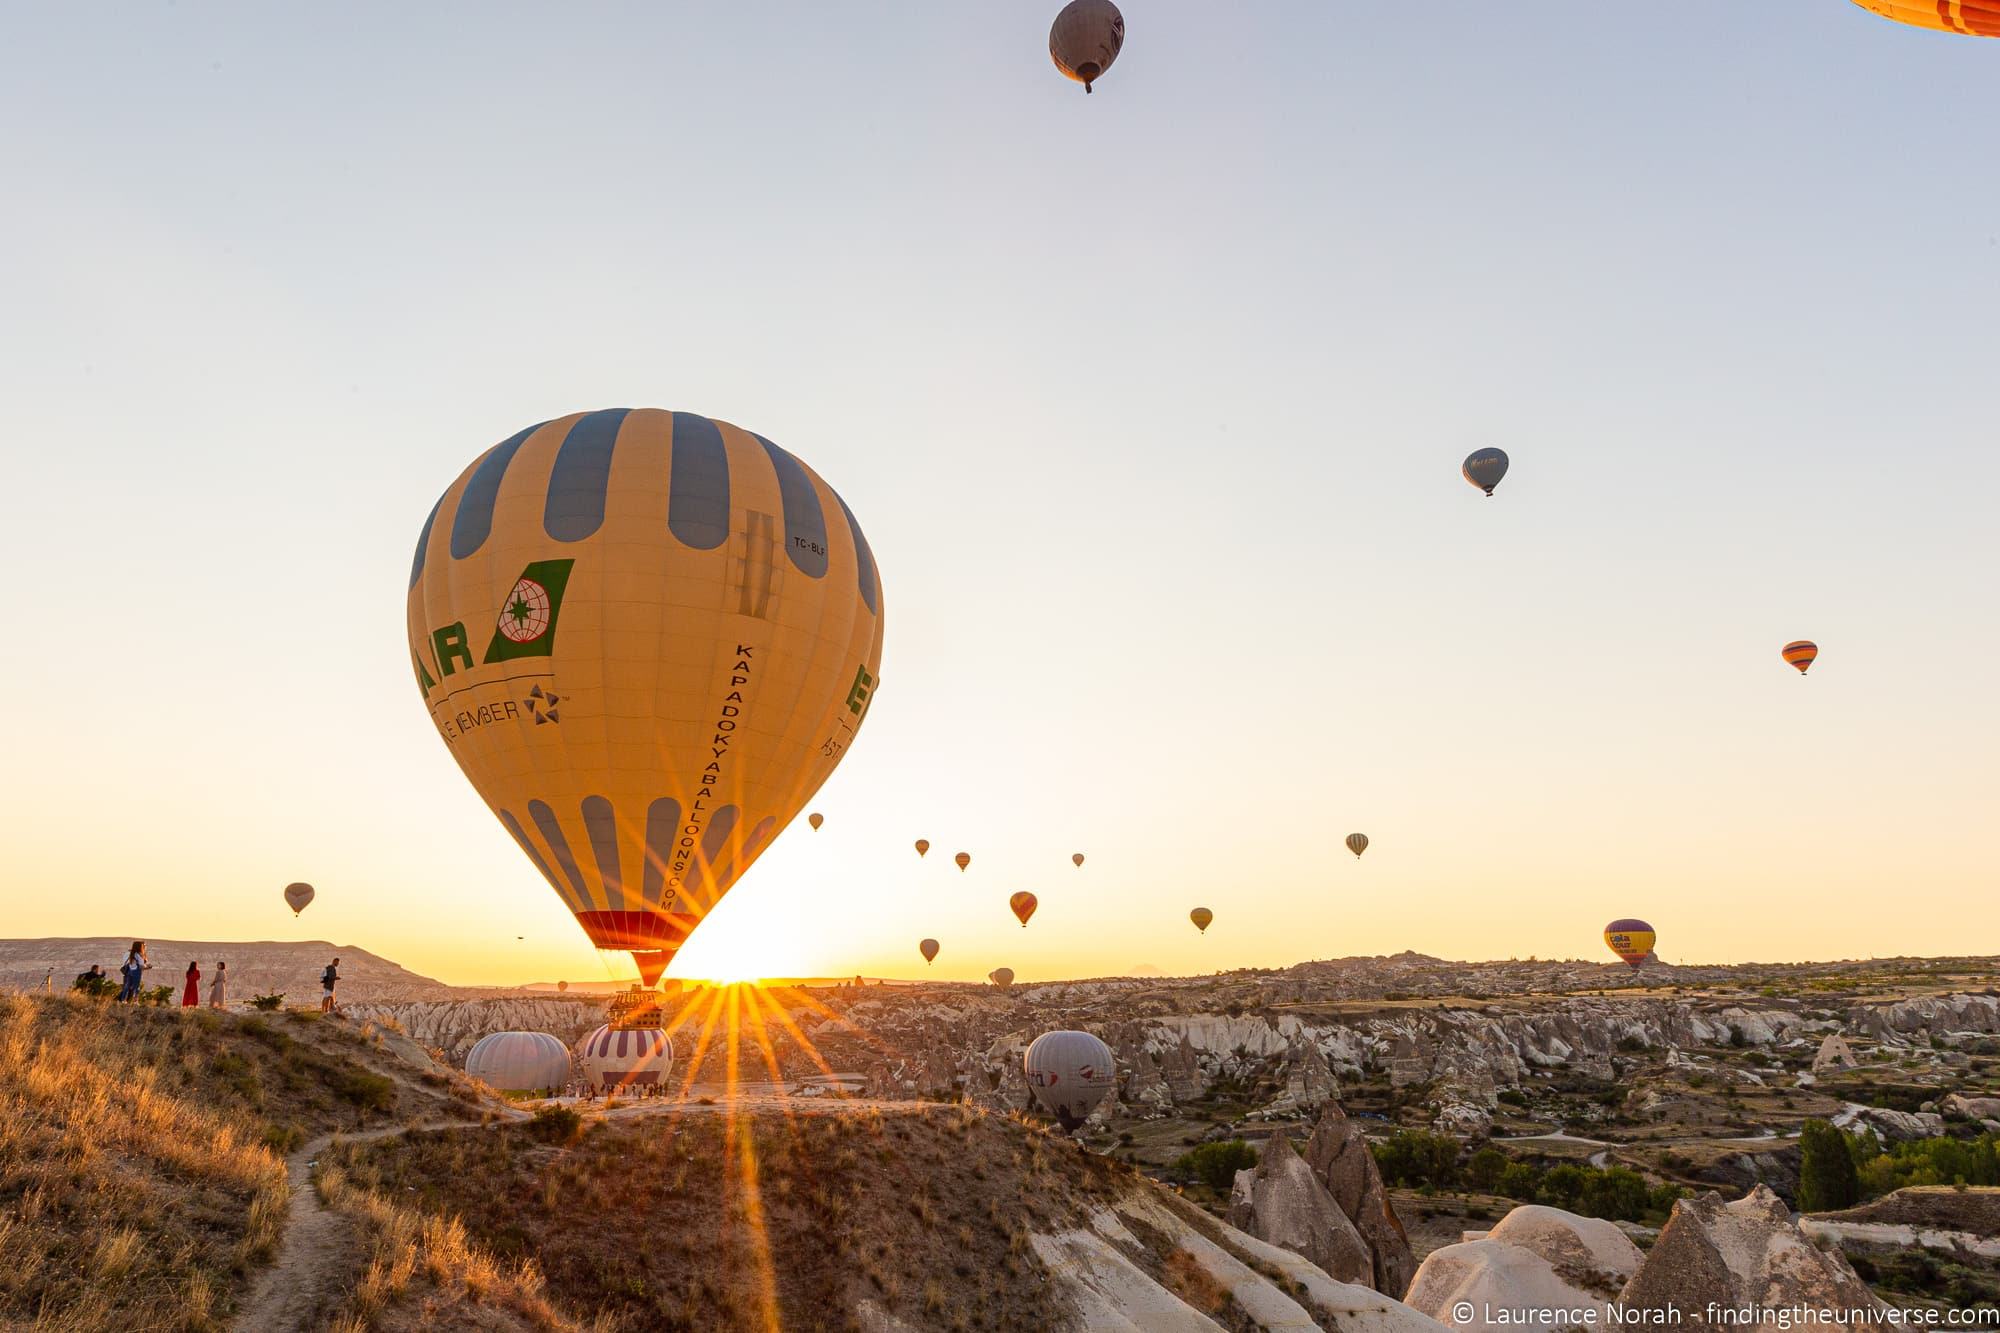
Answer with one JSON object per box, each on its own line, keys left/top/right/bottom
{"left": 409, "top": 495, "right": 442, "bottom": 590}
{"left": 642, "top": 798, "right": 682, "bottom": 905}
{"left": 450, "top": 423, "right": 540, "bottom": 558}
{"left": 580, "top": 796, "right": 623, "bottom": 901}
{"left": 668, "top": 413, "right": 731, "bottom": 550}
{"left": 544, "top": 409, "right": 629, "bottom": 542}
{"left": 497, "top": 809, "right": 565, "bottom": 903}
{"left": 695, "top": 804, "right": 741, "bottom": 896}
{"left": 831, "top": 489, "right": 878, "bottom": 614}
{"left": 528, "top": 799, "right": 597, "bottom": 912}
{"left": 753, "top": 436, "right": 829, "bottom": 577}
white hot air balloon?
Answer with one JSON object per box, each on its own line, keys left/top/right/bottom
{"left": 1023, "top": 1030, "right": 1117, "bottom": 1132}
{"left": 575, "top": 1024, "right": 675, "bottom": 1093}
{"left": 465, "top": 1031, "right": 571, "bottom": 1094}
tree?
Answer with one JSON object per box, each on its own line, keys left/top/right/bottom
{"left": 1371, "top": 1130, "right": 1460, "bottom": 1189}
{"left": 1466, "top": 1147, "right": 1510, "bottom": 1193}
{"left": 1173, "top": 1140, "right": 1259, "bottom": 1191}
{"left": 1797, "top": 1118, "right": 1861, "bottom": 1213}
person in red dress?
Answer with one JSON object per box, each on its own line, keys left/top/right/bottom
{"left": 181, "top": 961, "right": 201, "bottom": 1008}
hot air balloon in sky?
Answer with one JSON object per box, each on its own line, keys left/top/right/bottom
{"left": 1849, "top": 0, "right": 2000, "bottom": 34}
{"left": 1782, "top": 641, "right": 1819, "bottom": 676}
{"left": 989, "top": 967, "right": 1014, "bottom": 989}
{"left": 1049, "top": 0, "right": 1124, "bottom": 93}
{"left": 1604, "top": 919, "right": 1657, "bottom": 970}
{"left": 914, "top": 839, "right": 930, "bottom": 857}
{"left": 1010, "top": 892, "right": 1038, "bottom": 927}
{"left": 955, "top": 852, "right": 971, "bottom": 872}
{"left": 1024, "top": 1030, "right": 1117, "bottom": 1131}
{"left": 1190, "top": 907, "right": 1213, "bottom": 935}
{"left": 407, "top": 409, "right": 885, "bottom": 987}
{"left": 919, "top": 938, "right": 939, "bottom": 965}
{"left": 808, "top": 812, "right": 824, "bottom": 831}
{"left": 283, "top": 882, "right": 314, "bottom": 916}
{"left": 1346, "top": 833, "right": 1369, "bottom": 859}
{"left": 1071, "top": 853, "right": 1085, "bottom": 868}
{"left": 1462, "top": 448, "right": 1509, "bottom": 496}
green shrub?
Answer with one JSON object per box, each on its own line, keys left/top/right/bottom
{"left": 1371, "top": 1130, "right": 1459, "bottom": 1189}
{"left": 528, "top": 1104, "right": 584, "bottom": 1144}
{"left": 334, "top": 1069, "right": 396, "bottom": 1115}
{"left": 250, "top": 993, "right": 285, "bottom": 1011}
{"left": 1172, "top": 1139, "right": 1259, "bottom": 1191}
{"left": 1466, "top": 1146, "right": 1509, "bottom": 1192}
{"left": 70, "top": 973, "right": 117, "bottom": 999}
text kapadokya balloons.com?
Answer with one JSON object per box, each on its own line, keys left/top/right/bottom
{"left": 1850, "top": 0, "right": 2000, "bottom": 35}
{"left": 1345, "top": 833, "right": 1369, "bottom": 859}
{"left": 919, "top": 938, "right": 939, "bottom": 965}
{"left": 1049, "top": 0, "right": 1124, "bottom": 93}
{"left": 407, "top": 409, "right": 885, "bottom": 987}
{"left": 1604, "top": 919, "right": 1657, "bottom": 970}
{"left": 1190, "top": 907, "right": 1213, "bottom": 934}
{"left": 1010, "top": 892, "right": 1038, "bottom": 927}
{"left": 1024, "top": 1030, "right": 1117, "bottom": 1131}
{"left": 283, "top": 882, "right": 314, "bottom": 916}
{"left": 1782, "top": 640, "right": 1819, "bottom": 676}
{"left": 1462, "top": 448, "right": 1509, "bottom": 496}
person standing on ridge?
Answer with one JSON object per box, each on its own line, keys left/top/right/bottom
{"left": 208, "top": 960, "right": 229, "bottom": 1009}
{"left": 119, "top": 942, "right": 150, "bottom": 1002}
{"left": 181, "top": 961, "right": 201, "bottom": 1008}
{"left": 321, "top": 957, "right": 339, "bottom": 1013}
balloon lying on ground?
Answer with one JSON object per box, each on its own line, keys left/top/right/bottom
{"left": 1849, "top": 0, "right": 2000, "bottom": 35}
{"left": 1604, "top": 919, "right": 1657, "bottom": 969}
{"left": 1345, "top": 833, "right": 1369, "bottom": 859}
{"left": 809, "top": 813, "right": 824, "bottom": 831}
{"left": 955, "top": 852, "right": 971, "bottom": 872}
{"left": 407, "top": 409, "right": 884, "bottom": 988}
{"left": 1190, "top": 907, "right": 1213, "bottom": 934}
{"left": 989, "top": 967, "right": 1014, "bottom": 988}
{"left": 915, "top": 839, "right": 930, "bottom": 857}
{"left": 465, "top": 1031, "right": 570, "bottom": 1094}
{"left": 920, "top": 938, "right": 939, "bottom": 965}
{"left": 283, "top": 882, "right": 315, "bottom": 916}
{"left": 1010, "top": 891, "right": 1038, "bottom": 927}
{"left": 1462, "top": 448, "right": 1509, "bottom": 496}
{"left": 1782, "top": 640, "right": 1819, "bottom": 675}
{"left": 576, "top": 1024, "right": 675, "bottom": 1092}
{"left": 1024, "top": 1030, "right": 1117, "bottom": 1131}
{"left": 1049, "top": 0, "right": 1124, "bottom": 92}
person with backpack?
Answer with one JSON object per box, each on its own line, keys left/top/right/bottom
{"left": 118, "top": 942, "right": 150, "bottom": 1002}
{"left": 320, "top": 957, "right": 339, "bottom": 1013}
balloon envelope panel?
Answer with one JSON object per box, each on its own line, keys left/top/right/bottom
{"left": 465, "top": 1031, "right": 571, "bottom": 1093}
{"left": 1851, "top": 0, "right": 2000, "bottom": 35}
{"left": 575, "top": 1023, "right": 675, "bottom": 1091}
{"left": 407, "top": 410, "right": 884, "bottom": 983}
{"left": 1024, "top": 1030, "right": 1116, "bottom": 1129}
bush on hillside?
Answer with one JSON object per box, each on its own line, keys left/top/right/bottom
{"left": 1371, "top": 1130, "right": 1459, "bottom": 1189}
{"left": 1798, "top": 1119, "right": 1861, "bottom": 1212}
{"left": 1172, "top": 1139, "right": 1258, "bottom": 1191}
{"left": 250, "top": 992, "right": 285, "bottom": 1011}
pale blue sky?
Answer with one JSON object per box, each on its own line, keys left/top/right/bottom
{"left": 4, "top": 3, "right": 1995, "bottom": 984}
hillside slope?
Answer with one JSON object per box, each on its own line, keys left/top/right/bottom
{"left": 1, "top": 939, "right": 459, "bottom": 1002}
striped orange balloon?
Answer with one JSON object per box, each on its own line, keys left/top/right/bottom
{"left": 1009, "top": 891, "right": 1038, "bottom": 927}
{"left": 1782, "top": 640, "right": 1819, "bottom": 675}
{"left": 1850, "top": 0, "right": 2000, "bottom": 36}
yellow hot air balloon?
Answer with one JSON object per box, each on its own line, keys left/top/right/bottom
{"left": 1345, "top": 833, "right": 1369, "bottom": 859}
{"left": 283, "top": 882, "right": 314, "bottom": 916}
{"left": 809, "top": 812, "right": 824, "bottom": 831}
{"left": 1190, "top": 907, "right": 1213, "bottom": 934}
{"left": 1071, "top": 852, "right": 1085, "bottom": 868}
{"left": 1603, "top": 919, "right": 1657, "bottom": 970}
{"left": 1850, "top": 0, "right": 2000, "bottom": 35}
{"left": 955, "top": 852, "right": 971, "bottom": 872}
{"left": 914, "top": 838, "right": 930, "bottom": 857}
{"left": 1782, "top": 640, "right": 1818, "bottom": 676}
{"left": 1010, "top": 891, "right": 1038, "bottom": 927}
{"left": 407, "top": 409, "right": 884, "bottom": 987}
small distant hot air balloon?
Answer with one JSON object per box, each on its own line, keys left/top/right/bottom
{"left": 283, "top": 882, "right": 315, "bottom": 916}
{"left": 989, "top": 967, "right": 1015, "bottom": 988}
{"left": 1603, "top": 919, "right": 1657, "bottom": 970}
{"left": 809, "top": 812, "right": 824, "bottom": 831}
{"left": 1049, "top": 0, "right": 1124, "bottom": 93}
{"left": 915, "top": 838, "right": 930, "bottom": 857}
{"left": 1462, "top": 448, "right": 1509, "bottom": 496}
{"left": 1345, "top": 833, "right": 1369, "bottom": 860}
{"left": 1024, "top": 1030, "right": 1116, "bottom": 1131}
{"left": 1071, "top": 853, "right": 1085, "bottom": 868}
{"left": 1010, "top": 892, "right": 1038, "bottom": 927}
{"left": 557, "top": 980, "right": 569, "bottom": 993}
{"left": 955, "top": 852, "right": 971, "bottom": 873}
{"left": 1190, "top": 907, "right": 1213, "bottom": 935}
{"left": 1849, "top": 0, "right": 2000, "bottom": 35}
{"left": 1782, "top": 640, "right": 1818, "bottom": 676}
{"left": 919, "top": 938, "right": 940, "bottom": 965}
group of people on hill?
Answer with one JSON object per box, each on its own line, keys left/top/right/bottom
{"left": 70, "top": 943, "right": 342, "bottom": 1011}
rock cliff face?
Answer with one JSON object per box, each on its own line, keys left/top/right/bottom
{"left": 1617, "top": 1185, "right": 1887, "bottom": 1325}
{"left": 1228, "top": 1131, "right": 1376, "bottom": 1286}
{"left": 349, "top": 996, "right": 608, "bottom": 1060}
{"left": 1404, "top": 1206, "right": 1641, "bottom": 1332}
{"left": 1304, "top": 1104, "right": 1417, "bottom": 1298}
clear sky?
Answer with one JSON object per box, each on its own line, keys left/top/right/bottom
{"left": 3, "top": 3, "right": 1995, "bottom": 987}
